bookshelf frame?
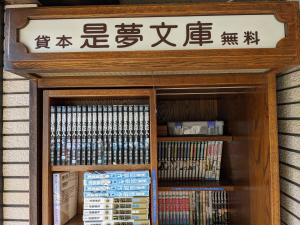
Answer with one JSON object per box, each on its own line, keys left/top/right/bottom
{"left": 3, "top": 2, "right": 298, "bottom": 225}
{"left": 42, "top": 89, "right": 158, "bottom": 225}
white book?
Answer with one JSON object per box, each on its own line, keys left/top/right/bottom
{"left": 53, "top": 172, "right": 78, "bottom": 225}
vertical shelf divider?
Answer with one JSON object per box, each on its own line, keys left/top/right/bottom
{"left": 150, "top": 89, "right": 158, "bottom": 225}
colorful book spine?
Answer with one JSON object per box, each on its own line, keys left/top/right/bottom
{"left": 123, "top": 105, "right": 129, "bottom": 164}
{"left": 97, "top": 105, "right": 103, "bottom": 165}
{"left": 102, "top": 105, "right": 108, "bottom": 165}
{"left": 139, "top": 105, "right": 144, "bottom": 164}
{"left": 61, "top": 106, "right": 67, "bottom": 165}
{"left": 107, "top": 105, "right": 113, "bottom": 165}
{"left": 71, "top": 106, "right": 77, "bottom": 165}
{"left": 50, "top": 106, "right": 56, "bottom": 165}
{"left": 112, "top": 105, "right": 118, "bottom": 165}
{"left": 66, "top": 106, "right": 72, "bottom": 165}
{"left": 118, "top": 105, "right": 124, "bottom": 164}
{"left": 56, "top": 106, "right": 62, "bottom": 165}
{"left": 86, "top": 106, "right": 93, "bottom": 165}
{"left": 144, "top": 105, "right": 150, "bottom": 164}
{"left": 81, "top": 105, "right": 87, "bottom": 165}
{"left": 76, "top": 105, "right": 82, "bottom": 165}
{"left": 128, "top": 105, "right": 134, "bottom": 164}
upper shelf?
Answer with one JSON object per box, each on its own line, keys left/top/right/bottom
{"left": 157, "top": 135, "right": 233, "bottom": 142}
{"left": 51, "top": 164, "right": 151, "bottom": 172}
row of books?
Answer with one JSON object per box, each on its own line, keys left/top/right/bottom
{"left": 50, "top": 104, "right": 150, "bottom": 166}
{"left": 83, "top": 171, "right": 151, "bottom": 225}
{"left": 158, "top": 141, "right": 223, "bottom": 181}
{"left": 158, "top": 191, "right": 229, "bottom": 225}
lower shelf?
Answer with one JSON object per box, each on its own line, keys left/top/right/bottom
{"left": 158, "top": 180, "right": 235, "bottom": 191}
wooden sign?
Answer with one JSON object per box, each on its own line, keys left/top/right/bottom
{"left": 20, "top": 15, "right": 284, "bottom": 53}
{"left": 4, "top": 2, "right": 300, "bottom": 77}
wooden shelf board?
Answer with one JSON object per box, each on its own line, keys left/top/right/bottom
{"left": 51, "top": 164, "right": 151, "bottom": 172}
{"left": 158, "top": 180, "right": 234, "bottom": 191}
{"left": 157, "top": 135, "right": 233, "bottom": 142}
{"left": 65, "top": 215, "right": 82, "bottom": 225}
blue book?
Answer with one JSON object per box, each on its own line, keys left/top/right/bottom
{"left": 84, "top": 190, "right": 149, "bottom": 198}
{"left": 84, "top": 184, "right": 149, "bottom": 192}
{"left": 84, "top": 177, "right": 151, "bottom": 186}
{"left": 84, "top": 171, "right": 149, "bottom": 180}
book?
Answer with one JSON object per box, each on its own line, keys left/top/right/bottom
{"left": 66, "top": 106, "right": 72, "bottom": 165}
{"left": 56, "top": 106, "right": 62, "bottom": 165}
{"left": 97, "top": 105, "right": 103, "bottom": 165}
{"left": 86, "top": 105, "right": 93, "bottom": 165}
{"left": 61, "top": 106, "right": 67, "bottom": 165}
{"left": 71, "top": 106, "right": 77, "bottom": 165}
{"left": 53, "top": 172, "right": 78, "bottom": 225}
{"left": 76, "top": 105, "right": 82, "bottom": 165}
{"left": 50, "top": 106, "right": 56, "bottom": 165}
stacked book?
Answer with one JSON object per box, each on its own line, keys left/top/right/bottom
{"left": 53, "top": 172, "right": 78, "bottom": 225}
{"left": 158, "top": 190, "right": 229, "bottom": 225}
{"left": 158, "top": 141, "right": 223, "bottom": 181}
{"left": 83, "top": 171, "right": 151, "bottom": 225}
{"left": 50, "top": 104, "right": 150, "bottom": 166}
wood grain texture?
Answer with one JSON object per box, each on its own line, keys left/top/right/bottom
{"left": 29, "top": 80, "right": 42, "bottom": 225}
{"left": 38, "top": 73, "right": 267, "bottom": 89}
{"left": 157, "top": 136, "right": 233, "bottom": 142}
{"left": 4, "top": 2, "right": 300, "bottom": 77}
{"left": 51, "top": 164, "right": 151, "bottom": 172}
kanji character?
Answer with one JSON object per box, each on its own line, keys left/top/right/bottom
{"left": 183, "top": 21, "right": 213, "bottom": 46}
{"left": 150, "top": 22, "right": 178, "bottom": 47}
{"left": 81, "top": 23, "right": 109, "bottom": 48}
{"left": 35, "top": 35, "right": 50, "bottom": 49}
{"left": 115, "top": 23, "right": 143, "bottom": 48}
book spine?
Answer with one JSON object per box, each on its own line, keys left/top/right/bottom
{"left": 144, "top": 105, "right": 150, "bottom": 164}
{"left": 53, "top": 173, "right": 61, "bottom": 225}
{"left": 103, "top": 105, "right": 108, "bottom": 165}
{"left": 107, "top": 105, "right": 113, "bottom": 165}
{"left": 71, "top": 106, "right": 77, "bottom": 165}
{"left": 128, "top": 105, "right": 134, "bottom": 164}
{"left": 112, "top": 105, "right": 118, "bottom": 165}
{"left": 97, "top": 105, "right": 103, "bottom": 165}
{"left": 81, "top": 105, "right": 87, "bottom": 165}
{"left": 84, "top": 170, "right": 149, "bottom": 179}
{"left": 50, "top": 106, "right": 56, "bottom": 165}
{"left": 86, "top": 106, "right": 93, "bottom": 165}
{"left": 133, "top": 105, "right": 139, "bottom": 164}
{"left": 56, "top": 106, "right": 62, "bottom": 165}
{"left": 76, "top": 105, "right": 82, "bottom": 165}
{"left": 66, "top": 106, "right": 72, "bottom": 165}
{"left": 61, "top": 106, "right": 67, "bottom": 165}
{"left": 139, "top": 105, "right": 145, "bottom": 164}
{"left": 91, "top": 105, "right": 97, "bottom": 165}
{"left": 118, "top": 105, "right": 123, "bottom": 164}
{"left": 216, "top": 141, "right": 223, "bottom": 180}
{"left": 123, "top": 105, "right": 129, "bottom": 164}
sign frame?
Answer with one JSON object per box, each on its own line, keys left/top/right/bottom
{"left": 4, "top": 2, "right": 300, "bottom": 77}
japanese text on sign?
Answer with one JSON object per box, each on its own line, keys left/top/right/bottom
{"left": 20, "top": 15, "right": 285, "bottom": 53}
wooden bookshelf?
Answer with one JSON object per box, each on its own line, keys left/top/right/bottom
{"left": 42, "top": 89, "right": 158, "bottom": 225}
{"left": 157, "top": 135, "right": 233, "bottom": 142}
{"left": 158, "top": 180, "right": 235, "bottom": 191}
{"left": 51, "top": 164, "right": 151, "bottom": 172}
